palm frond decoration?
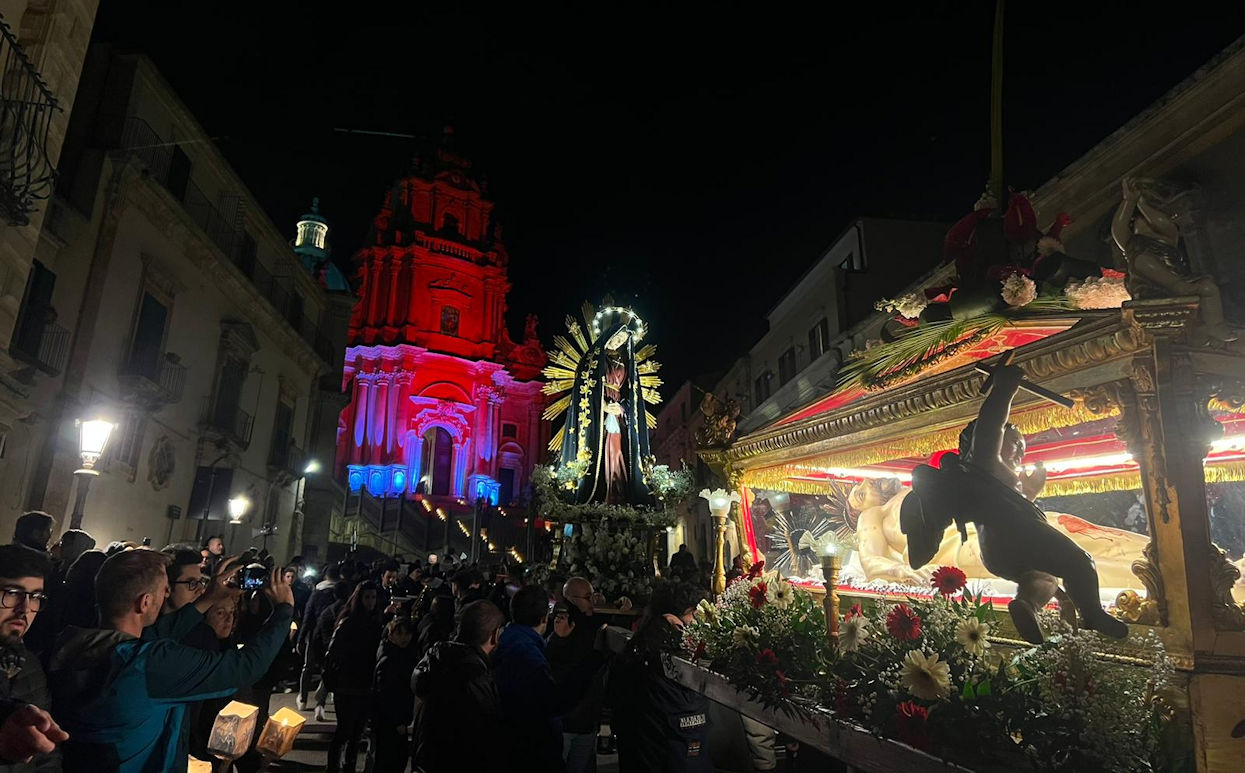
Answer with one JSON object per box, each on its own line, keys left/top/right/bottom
{"left": 836, "top": 299, "right": 1074, "bottom": 393}
{"left": 637, "top": 361, "right": 660, "bottom": 374}
{"left": 548, "top": 425, "right": 565, "bottom": 452}
{"left": 542, "top": 365, "right": 578, "bottom": 381}
{"left": 548, "top": 349, "right": 579, "bottom": 371}
{"left": 639, "top": 374, "right": 663, "bottom": 389}
{"left": 645, "top": 410, "right": 657, "bottom": 429}
{"left": 542, "top": 379, "right": 576, "bottom": 395}
{"left": 553, "top": 335, "right": 581, "bottom": 361}
{"left": 634, "top": 343, "right": 657, "bottom": 363}
{"left": 542, "top": 393, "right": 573, "bottom": 421}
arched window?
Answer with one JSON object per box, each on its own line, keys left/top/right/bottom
{"left": 440, "top": 305, "right": 460, "bottom": 336}
{"left": 440, "top": 212, "right": 460, "bottom": 237}
{"left": 420, "top": 427, "right": 454, "bottom": 496}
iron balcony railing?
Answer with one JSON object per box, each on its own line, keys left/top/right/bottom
{"left": 200, "top": 396, "right": 254, "bottom": 448}
{"left": 0, "top": 14, "right": 60, "bottom": 225}
{"left": 118, "top": 355, "right": 187, "bottom": 403}
{"left": 12, "top": 319, "right": 69, "bottom": 375}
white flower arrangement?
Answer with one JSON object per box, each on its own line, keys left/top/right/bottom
{"left": 899, "top": 649, "right": 952, "bottom": 700}
{"left": 874, "top": 292, "right": 929, "bottom": 320}
{"left": 1064, "top": 274, "right": 1131, "bottom": 309}
{"left": 1001, "top": 272, "right": 1037, "bottom": 307}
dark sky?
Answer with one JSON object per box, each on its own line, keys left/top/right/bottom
{"left": 91, "top": 2, "right": 1243, "bottom": 389}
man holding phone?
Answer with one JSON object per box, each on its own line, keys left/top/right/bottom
{"left": 48, "top": 550, "right": 295, "bottom": 772}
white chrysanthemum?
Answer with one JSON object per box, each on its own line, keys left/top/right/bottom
{"left": 955, "top": 617, "right": 991, "bottom": 657}
{"left": 732, "top": 625, "right": 759, "bottom": 647}
{"left": 899, "top": 650, "right": 952, "bottom": 700}
{"left": 1001, "top": 272, "right": 1037, "bottom": 307}
{"left": 841, "top": 615, "right": 868, "bottom": 653}
{"left": 766, "top": 580, "right": 794, "bottom": 609}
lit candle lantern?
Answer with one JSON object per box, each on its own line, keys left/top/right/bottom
{"left": 821, "top": 543, "right": 842, "bottom": 650}
{"left": 256, "top": 706, "right": 308, "bottom": 760}
{"left": 207, "top": 700, "right": 260, "bottom": 763}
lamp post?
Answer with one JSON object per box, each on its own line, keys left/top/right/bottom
{"left": 287, "top": 460, "right": 318, "bottom": 558}
{"left": 228, "top": 495, "right": 250, "bottom": 525}
{"left": 69, "top": 418, "right": 115, "bottom": 530}
{"left": 700, "top": 488, "right": 741, "bottom": 597}
{"left": 195, "top": 452, "right": 231, "bottom": 543}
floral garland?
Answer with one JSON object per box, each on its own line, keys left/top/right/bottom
{"left": 560, "top": 520, "right": 656, "bottom": 598}
{"left": 531, "top": 460, "right": 693, "bottom": 526}
{"left": 683, "top": 566, "right": 1183, "bottom": 771}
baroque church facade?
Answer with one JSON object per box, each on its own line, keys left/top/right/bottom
{"left": 337, "top": 140, "right": 547, "bottom": 513}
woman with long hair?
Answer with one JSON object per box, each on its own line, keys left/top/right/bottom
{"left": 324, "top": 579, "right": 383, "bottom": 772}
{"left": 608, "top": 580, "right": 712, "bottom": 772}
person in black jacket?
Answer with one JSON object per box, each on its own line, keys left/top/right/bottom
{"left": 323, "top": 581, "right": 382, "bottom": 773}
{"left": 296, "top": 563, "right": 343, "bottom": 712}
{"left": 548, "top": 577, "right": 611, "bottom": 773}
{"left": 608, "top": 580, "right": 711, "bottom": 773}
{"left": 414, "top": 593, "right": 453, "bottom": 661}
{"left": 369, "top": 619, "right": 418, "bottom": 772}
{"left": 411, "top": 600, "right": 504, "bottom": 772}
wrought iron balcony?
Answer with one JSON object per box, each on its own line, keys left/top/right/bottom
{"left": 12, "top": 319, "right": 68, "bottom": 375}
{"left": 118, "top": 354, "right": 187, "bottom": 405}
{"left": 268, "top": 439, "right": 304, "bottom": 474}
{"left": 200, "top": 397, "right": 254, "bottom": 448}
{"left": 0, "top": 15, "right": 59, "bottom": 225}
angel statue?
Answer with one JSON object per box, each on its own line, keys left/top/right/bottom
{"left": 1111, "top": 177, "right": 1235, "bottom": 343}
{"left": 542, "top": 301, "right": 663, "bottom": 506}
{"left": 900, "top": 357, "right": 1129, "bottom": 644}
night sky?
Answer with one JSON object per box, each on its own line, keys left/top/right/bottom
{"left": 91, "top": 3, "right": 1244, "bottom": 390}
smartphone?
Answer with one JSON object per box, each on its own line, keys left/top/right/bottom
{"left": 238, "top": 563, "right": 268, "bottom": 591}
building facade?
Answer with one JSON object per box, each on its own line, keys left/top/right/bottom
{"left": 336, "top": 140, "right": 547, "bottom": 553}
{"left": 0, "top": 49, "right": 339, "bottom": 559}
{"left": 739, "top": 218, "right": 946, "bottom": 433}
{"left": 0, "top": 1, "right": 98, "bottom": 464}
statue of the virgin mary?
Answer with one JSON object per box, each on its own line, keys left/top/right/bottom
{"left": 542, "top": 301, "right": 663, "bottom": 506}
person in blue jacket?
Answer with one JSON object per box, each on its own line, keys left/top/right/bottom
{"left": 47, "top": 549, "right": 294, "bottom": 773}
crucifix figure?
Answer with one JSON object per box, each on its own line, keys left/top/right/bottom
{"left": 900, "top": 353, "right": 1129, "bottom": 644}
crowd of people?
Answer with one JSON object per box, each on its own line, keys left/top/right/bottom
{"left": 0, "top": 509, "right": 737, "bottom": 773}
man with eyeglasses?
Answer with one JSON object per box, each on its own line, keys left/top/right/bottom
{"left": 0, "top": 543, "right": 68, "bottom": 771}
{"left": 162, "top": 548, "right": 210, "bottom": 617}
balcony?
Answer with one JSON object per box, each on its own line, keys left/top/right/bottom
{"left": 11, "top": 319, "right": 68, "bottom": 375}
{"left": 118, "top": 354, "right": 187, "bottom": 406}
{"left": 0, "top": 15, "right": 59, "bottom": 225}
{"left": 268, "top": 439, "right": 304, "bottom": 475}
{"left": 200, "top": 397, "right": 253, "bottom": 448}
{"left": 414, "top": 232, "right": 483, "bottom": 262}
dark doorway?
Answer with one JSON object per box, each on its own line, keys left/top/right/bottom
{"left": 423, "top": 427, "right": 453, "bottom": 496}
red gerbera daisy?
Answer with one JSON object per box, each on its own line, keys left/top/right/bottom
{"left": 746, "top": 560, "right": 766, "bottom": 580}
{"left": 748, "top": 581, "right": 768, "bottom": 609}
{"left": 755, "top": 648, "right": 778, "bottom": 666}
{"left": 930, "top": 566, "right": 967, "bottom": 596}
{"left": 845, "top": 603, "right": 864, "bottom": 620}
{"left": 894, "top": 701, "right": 930, "bottom": 749}
{"left": 885, "top": 604, "right": 923, "bottom": 641}
{"left": 692, "top": 640, "right": 707, "bottom": 662}
{"left": 775, "top": 669, "right": 790, "bottom": 698}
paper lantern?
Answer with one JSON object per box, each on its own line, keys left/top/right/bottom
{"left": 256, "top": 706, "right": 308, "bottom": 759}
{"left": 187, "top": 757, "right": 212, "bottom": 773}
{"left": 207, "top": 700, "right": 260, "bottom": 761}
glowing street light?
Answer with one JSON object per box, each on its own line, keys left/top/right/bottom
{"left": 69, "top": 417, "right": 115, "bottom": 529}
{"left": 227, "top": 495, "right": 251, "bottom": 525}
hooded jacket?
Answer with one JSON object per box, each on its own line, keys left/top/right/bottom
{"left": 47, "top": 602, "right": 292, "bottom": 773}
{"left": 411, "top": 641, "right": 501, "bottom": 772}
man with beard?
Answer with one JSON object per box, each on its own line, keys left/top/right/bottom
{"left": 0, "top": 544, "right": 65, "bottom": 772}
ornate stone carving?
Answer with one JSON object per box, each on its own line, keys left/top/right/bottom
{"left": 1209, "top": 542, "right": 1245, "bottom": 630}
{"left": 696, "top": 392, "right": 740, "bottom": 448}
{"left": 147, "top": 435, "right": 176, "bottom": 491}
{"left": 1123, "top": 541, "right": 1167, "bottom": 625}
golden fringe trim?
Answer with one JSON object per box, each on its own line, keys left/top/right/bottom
{"left": 1041, "top": 472, "right": 1141, "bottom": 497}
{"left": 741, "top": 401, "right": 1120, "bottom": 491}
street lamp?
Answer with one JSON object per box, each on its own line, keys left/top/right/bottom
{"left": 69, "top": 418, "right": 115, "bottom": 530}
{"left": 227, "top": 495, "right": 250, "bottom": 525}
{"left": 700, "top": 487, "right": 741, "bottom": 597}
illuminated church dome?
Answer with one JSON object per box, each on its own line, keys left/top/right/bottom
{"left": 292, "top": 197, "right": 349, "bottom": 292}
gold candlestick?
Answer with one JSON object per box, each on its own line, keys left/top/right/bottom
{"left": 821, "top": 545, "right": 842, "bottom": 652}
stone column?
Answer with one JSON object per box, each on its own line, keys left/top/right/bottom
{"left": 351, "top": 375, "right": 370, "bottom": 465}
{"left": 371, "top": 375, "right": 390, "bottom": 465}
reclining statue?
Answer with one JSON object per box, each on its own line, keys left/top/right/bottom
{"left": 900, "top": 361, "right": 1129, "bottom": 643}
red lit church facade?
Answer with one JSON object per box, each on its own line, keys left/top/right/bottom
{"left": 336, "top": 144, "right": 547, "bottom": 509}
